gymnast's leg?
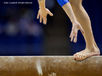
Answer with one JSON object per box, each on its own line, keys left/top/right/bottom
{"left": 69, "top": 0, "right": 100, "bottom": 60}
{"left": 57, "top": 0, "right": 100, "bottom": 60}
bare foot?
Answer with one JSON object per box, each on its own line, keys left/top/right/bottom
{"left": 73, "top": 47, "right": 100, "bottom": 61}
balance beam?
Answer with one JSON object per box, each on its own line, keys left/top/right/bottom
{"left": 0, "top": 56, "right": 101, "bottom": 76}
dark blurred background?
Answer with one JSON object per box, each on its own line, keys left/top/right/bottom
{"left": 0, "top": 0, "right": 101, "bottom": 56}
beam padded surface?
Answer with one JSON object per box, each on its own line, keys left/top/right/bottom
{"left": 0, "top": 56, "right": 101, "bottom": 76}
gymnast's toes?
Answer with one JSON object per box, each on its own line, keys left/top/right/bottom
{"left": 74, "top": 53, "right": 83, "bottom": 60}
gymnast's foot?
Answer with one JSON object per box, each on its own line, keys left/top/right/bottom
{"left": 73, "top": 46, "right": 100, "bottom": 61}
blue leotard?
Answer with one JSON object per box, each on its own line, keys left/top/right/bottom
{"left": 57, "top": 0, "right": 69, "bottom": 7}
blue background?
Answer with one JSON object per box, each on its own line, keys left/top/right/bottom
{"left": 0, "top": 0, "right": 101, "bottom": 55}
